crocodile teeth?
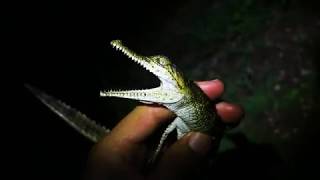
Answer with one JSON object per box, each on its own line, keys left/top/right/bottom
{"left": 110, "top": 40, "right": 152, "bottom": 73}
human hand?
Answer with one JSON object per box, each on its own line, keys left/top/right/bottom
{"left": 85, "top": 79, "right": 244, "bottom": 180}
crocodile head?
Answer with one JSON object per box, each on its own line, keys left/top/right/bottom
{"left": 100, "top": 40, "right": 185, "bottom": 104}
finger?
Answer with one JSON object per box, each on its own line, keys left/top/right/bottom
{"left": 110, "top": 105, "right": 174, "bottom": 144}
{"left": 96, "top": 105, "right": 174, "bottom": 158}
{"left": 196, "top": 79, "right": 224, "bottom": 100}
{"left": 151, "top": 132, "right": 212, "bottom": 180}
{"left": 197, "top": 79, "right": 244, "bottom": 125}
{"left": 216, "top": 102, "right": 244, "bottom": 126}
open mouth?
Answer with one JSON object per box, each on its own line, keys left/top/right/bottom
{"left": 99, "top": 40, "right": 182, "bottom": 104}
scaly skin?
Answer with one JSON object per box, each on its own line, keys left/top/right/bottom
{"left": 27, "top": 40, "right": 224, "bottom": 162}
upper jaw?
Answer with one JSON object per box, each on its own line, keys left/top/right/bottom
{"left": 111, "top": 40, "right": 150, "bottom": 70}
{"left": 110, "top": 40, "right": 179, "bottom": 90}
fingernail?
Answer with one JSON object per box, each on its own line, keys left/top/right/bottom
{"left": 196, "top": 79, "right": 218, "bottom": 86}
{"left": 188, "top": 132, "right": 212, "bottom": 155}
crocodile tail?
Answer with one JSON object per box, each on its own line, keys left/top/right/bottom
{"left": 25, "top": 84, "right": 110, "bottom": 143}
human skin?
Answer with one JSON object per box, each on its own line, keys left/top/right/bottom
{"left": 85, "top": 79, "right": 244, "bottom": 180}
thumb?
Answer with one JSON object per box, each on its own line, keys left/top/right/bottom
{"left": 151, "top": 132, "right": 213, "bottom": 180}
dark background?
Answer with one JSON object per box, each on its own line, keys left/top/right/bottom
{"left": 6, "top": 0, "right": 320, "bottom": 179}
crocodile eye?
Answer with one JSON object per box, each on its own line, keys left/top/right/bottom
{"left": 158, "top": 57, "right": 170, "bottom": 66}
{"left": 159, "top": 59, "right": 166, "bottom": 65}
{"left": 153, "top": 55, "right": 170, "bottom": 66}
